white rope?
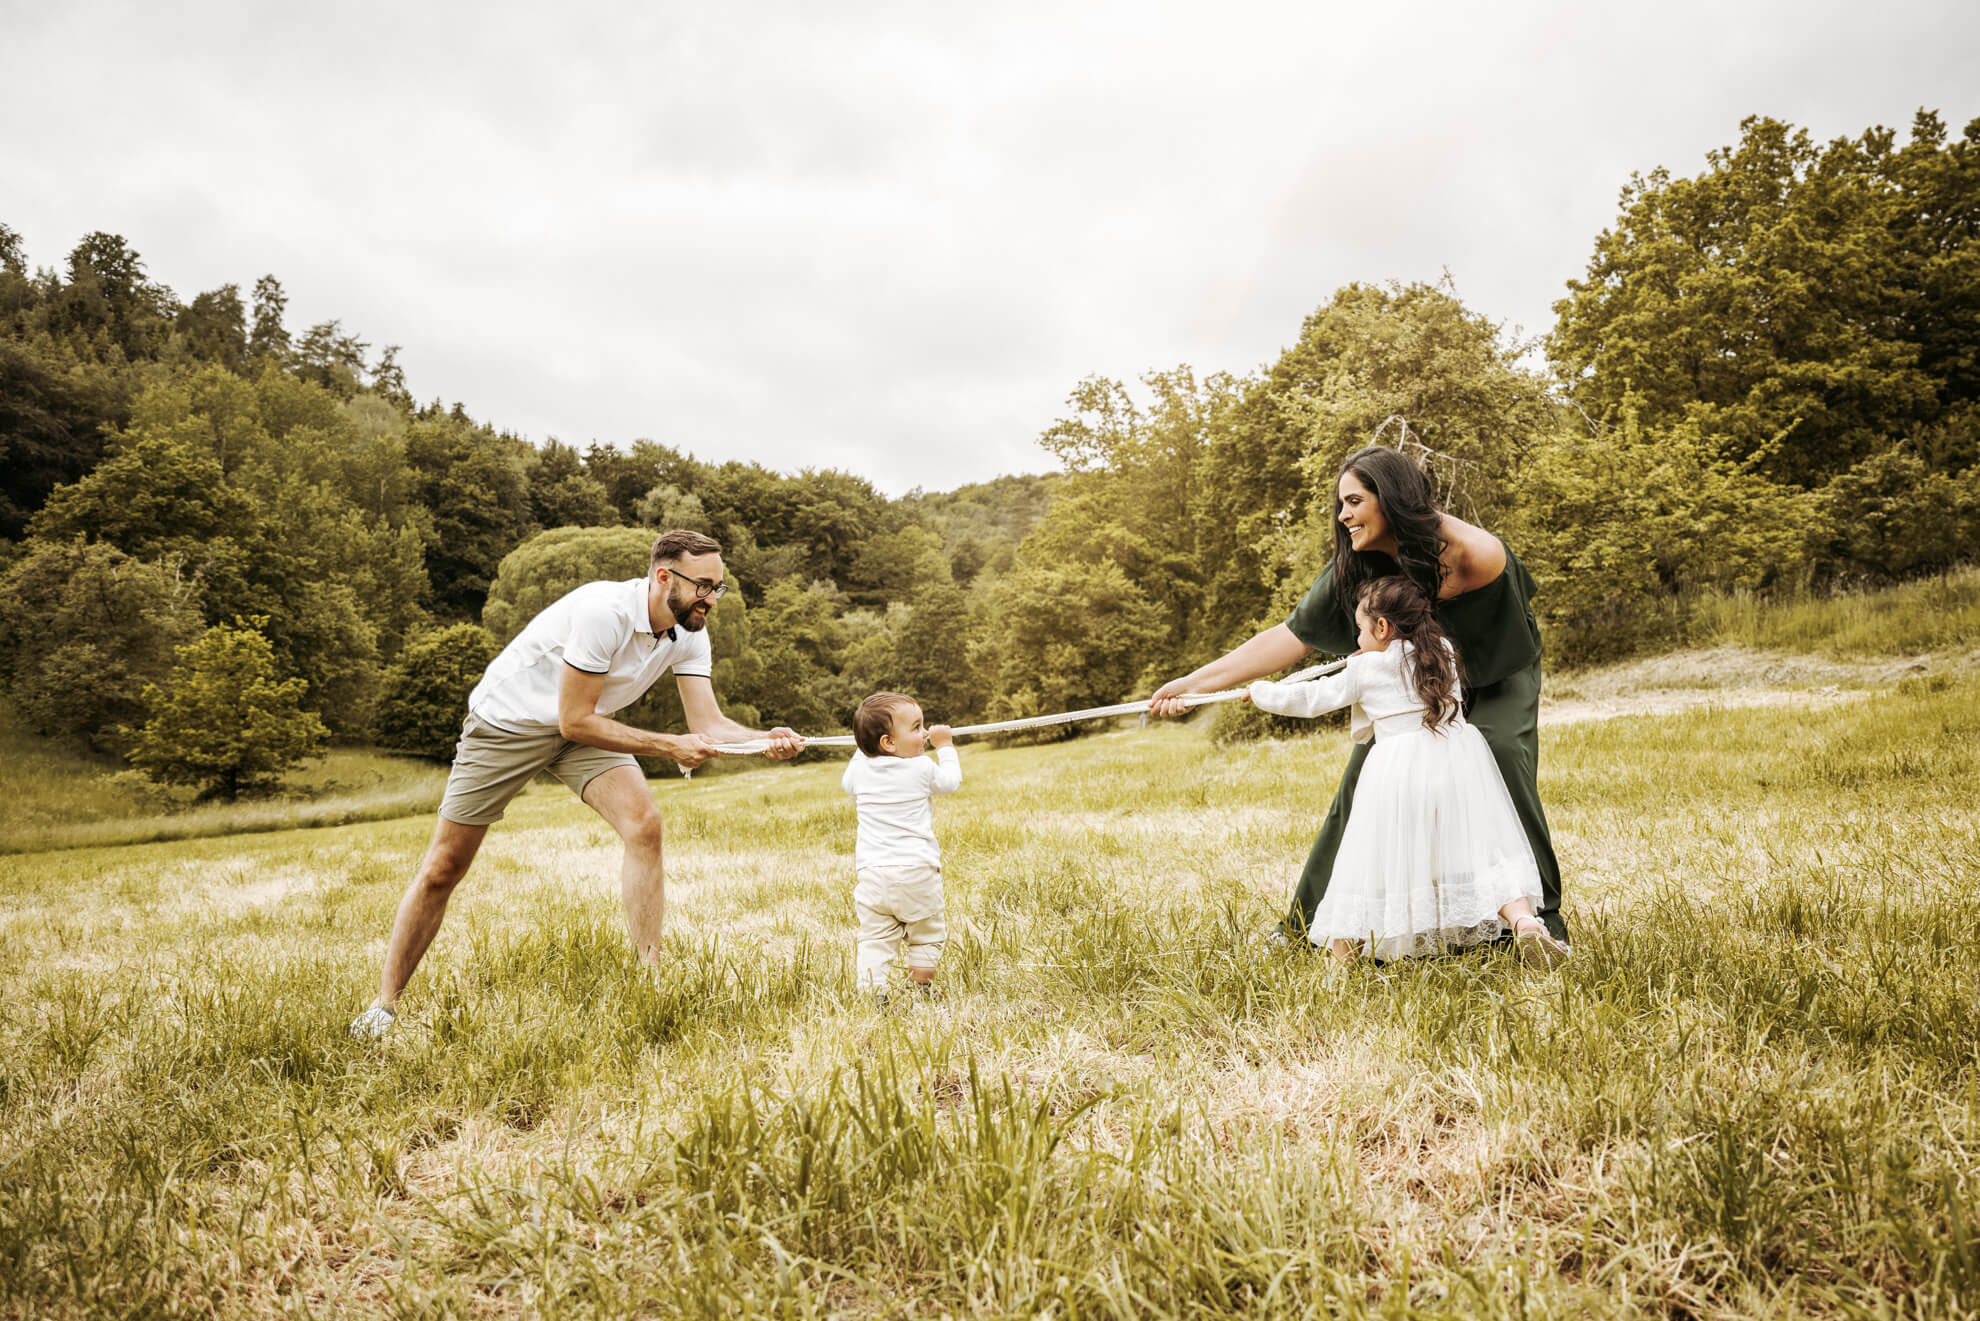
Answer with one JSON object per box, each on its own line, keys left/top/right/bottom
{"left": 697, "top": 657, "right": 1349, "bottom": 760}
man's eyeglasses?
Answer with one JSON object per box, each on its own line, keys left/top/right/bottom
{"left": 669, "top": 569, "right": 728, "bottom": 600}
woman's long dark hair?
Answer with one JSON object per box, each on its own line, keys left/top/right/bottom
{"left": 1330, "top": 446, "right": 1448, "bottom": 626}
{"left": 1359, "top": 576, "right": 1461, "bottom": 730}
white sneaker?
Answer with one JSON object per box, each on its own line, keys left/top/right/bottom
{"left": 349, "top": 1005, "right": 396, "bottom": 1039}
{"left": 1261, "top": 926, "right": 1324, "bottom": 953}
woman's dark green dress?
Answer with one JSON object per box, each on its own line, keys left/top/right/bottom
{"left": 1279, "top": 543, "right": 1569, "bottom": 944}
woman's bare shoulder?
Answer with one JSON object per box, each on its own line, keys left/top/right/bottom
{"left": 1438, "top": 516, "right": 1507, "bottom": 594}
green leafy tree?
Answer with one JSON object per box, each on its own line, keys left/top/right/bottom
{"left": 293, "top": 320, "right": 371, "bottom": 398}
{"left": 696, "top": 461, "right": 795, "bottom": 549}
{"left": 55, "top": 233, "right": 175, "bottom": 360}
{"left": 30, "top": 430, "right": 258, "bottom": 562}
{"left": 130, "top": 618, "right": 328, "bottom": 800}
{"left": 313, "top": 510, "right": 431, "bottom": 661}
{"left": 252, "top": 364, "right": 349, "bottom": 444}
{"left": 831, "top": 605, "right": 907, "bottom": 720}
{"left": 0, "top": 339, "right": 121, "bottom": 538}
{"left": 979, "top": 561, "right": 1167, "bottom": 726}
{"left": 375, "top": 623, "right": 500, "bottom": 759}
{"left": 527, "top": 439, "right": 618, "bottom": 528}
{"left": 1030, "top": 368, "right": 1241, "bottom": 678}
{"left": 1889, "top": 113, "right": 1980, "bottom": 413}
{"left": 785, "top": 468, "right": 888, "bottom": 582}
{"left": 723, "top": 579, "right": 848, "bottom": 733}
{"left": 404, "top": 419, "right": 536, "bottom": 619}
{"left": 1821, "top": 446, "right": 1980, "bottom": 577}
{"left": 715, "top": 523, "right": 808, "bottom": 600}
{"left": 0, "top": 539, "right": 204, "bottom": 750}
{"left": 636, "top": 482, "right": 709, "bottom": 532}
{"left": 846, "top": 523, "right": 950, "bottom": 607}
{"left": 105, "top": 367, "right": 275, "bottom": 481}
{"left": 482, "top": 525, "right": 653, "bottom": 643}
{"left": 369, "top": 345, "right": 411, "bottom": 408}
{"left": 1504, "top": 404, "right": 1820, "bottom": 662}
{"left": 1549, "top": 115, "right": 1950, "bottom": 489}
{"left": 587, "top": 439, "right": 703, "bottom": 522}
{"left": 330, "top": 397, "right": 420, "bottom": 525}
{"left": 901, "top": 473, "right": 1062, "bottom": 587}
{"left": 891, "top": 578, "right": 981, "bottom": 723}
{"left": 177, "top": 285, "right": 247, "bottom": 370}
{"left": 266, "top": 579, "right": 381, "bottom": 740}
{"left": 248, "top": 275, "right": 290, "bottom": 363}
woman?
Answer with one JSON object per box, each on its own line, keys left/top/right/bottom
{"left": 1149, "top": 446, "right": 1571, "bottom": 955}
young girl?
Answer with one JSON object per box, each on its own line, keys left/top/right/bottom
{"left": 1248, "top": 576, "right": 1569, "bottom": 969}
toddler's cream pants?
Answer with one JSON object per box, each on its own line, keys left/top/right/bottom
{"left": 853, "top": 864, "right": 946, "bottom": 989}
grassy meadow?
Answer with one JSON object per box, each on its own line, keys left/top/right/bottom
{"left": 0, "top": 703, "right": 451, "bottom": 856}
{"left": 2, "top": 664, "right": 1977, "bottom": 1318}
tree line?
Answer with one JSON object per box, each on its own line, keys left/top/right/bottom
{"left": 1, "top": 109, "right": 1974, "bottom": 796}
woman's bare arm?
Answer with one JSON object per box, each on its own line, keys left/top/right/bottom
{"left": 1147, "top": 624, "right": 1314, "bottom": 717}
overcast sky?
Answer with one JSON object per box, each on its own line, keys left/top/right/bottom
{"left": 4, "top": 0, "right": 1975, "bottom": 494}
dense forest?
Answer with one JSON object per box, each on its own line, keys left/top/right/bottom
{"left": 2, "top": 110, "right": 1975, "bottom": 792}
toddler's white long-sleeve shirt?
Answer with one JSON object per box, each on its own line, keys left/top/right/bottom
{"left": 841, "top": 747, "right": 962, "bottom": 869}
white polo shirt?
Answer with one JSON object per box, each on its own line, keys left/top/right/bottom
{"left": 468, "top": 577, "right": 713, "bottom": 734}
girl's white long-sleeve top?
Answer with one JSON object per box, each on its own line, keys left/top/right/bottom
{"left": 1249, "top": 644, "right": 1459, "bottom": 740}
{"left": 840, "top": 747, "right": 962, "bottom": 870}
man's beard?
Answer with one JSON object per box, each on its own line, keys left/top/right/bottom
{"left": 668, "top": 585, "right": 711, "bottom": 632}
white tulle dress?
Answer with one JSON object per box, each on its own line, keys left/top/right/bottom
{"left": 1250, "top": 643, "right": 1544, "bottom": 960}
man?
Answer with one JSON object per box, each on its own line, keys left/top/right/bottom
{"left": 349, "top": 529, "right": 801, "bottom": 1037}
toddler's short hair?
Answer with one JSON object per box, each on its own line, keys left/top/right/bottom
{"left": 853, "top": 692, "right": 916, "bottom": 757}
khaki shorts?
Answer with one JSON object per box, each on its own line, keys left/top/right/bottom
{"left": 438, "top": 714, "right": 639, "bottom": 826}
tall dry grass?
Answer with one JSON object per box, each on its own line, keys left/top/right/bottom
{"left": 2, "top": 671, "right": 1976, "bottom": 1317}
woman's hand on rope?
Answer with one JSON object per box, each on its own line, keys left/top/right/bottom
{"left": 1148, "top": 625, "right": 1314, "bottom": 719}
{"left": 1147, "top": 678, "right": 1199, "bottom": 720}
{"left": 763, "top": 727, "right": 804, "bottom": 760}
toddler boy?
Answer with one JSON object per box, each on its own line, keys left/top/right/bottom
{"left": 841, "top": 692, "right": 961, "bottom": 999}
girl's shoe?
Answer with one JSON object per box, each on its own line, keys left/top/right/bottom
{"left": 1511, "top": 917, "right": 1570, "bottom": 972}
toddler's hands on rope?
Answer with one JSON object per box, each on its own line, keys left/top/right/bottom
{"left": 763, "top": 727, "right": 804, "bottom": 760}
{"left": 928, "top": 724, "right": 954, "bottom": 750}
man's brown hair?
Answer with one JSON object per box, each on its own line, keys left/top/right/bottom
{"left": 853, "top": 692, "right": 916, "bottom": 757}
{"left": 651, "top": 529, "right": 722, "bottom": 571}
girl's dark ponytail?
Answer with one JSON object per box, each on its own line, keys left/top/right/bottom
{"left": 1358, "top": 577, "right": 1461, "bottom": 730}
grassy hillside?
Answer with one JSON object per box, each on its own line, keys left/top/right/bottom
{"left": 1688, "top": 566, "right": 1980, "bottom": 658}
{"left": 0, "top": 700, "right": 451, "bottom": 855}
{"left": 2, "top": 672, "right": 1976, "bottom": 1317}
{"left": 7, "top": 567, "right": 1977, "bottom": 858}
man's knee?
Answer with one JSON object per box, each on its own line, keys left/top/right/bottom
{"left": 417, "top": 821, "right": 485, "bottom": 890}
{"left": 416, "top": 851, "right": 472, "bottom": 893}
{"left": 620, "top": 808, "right": 665, "bottom": 857}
